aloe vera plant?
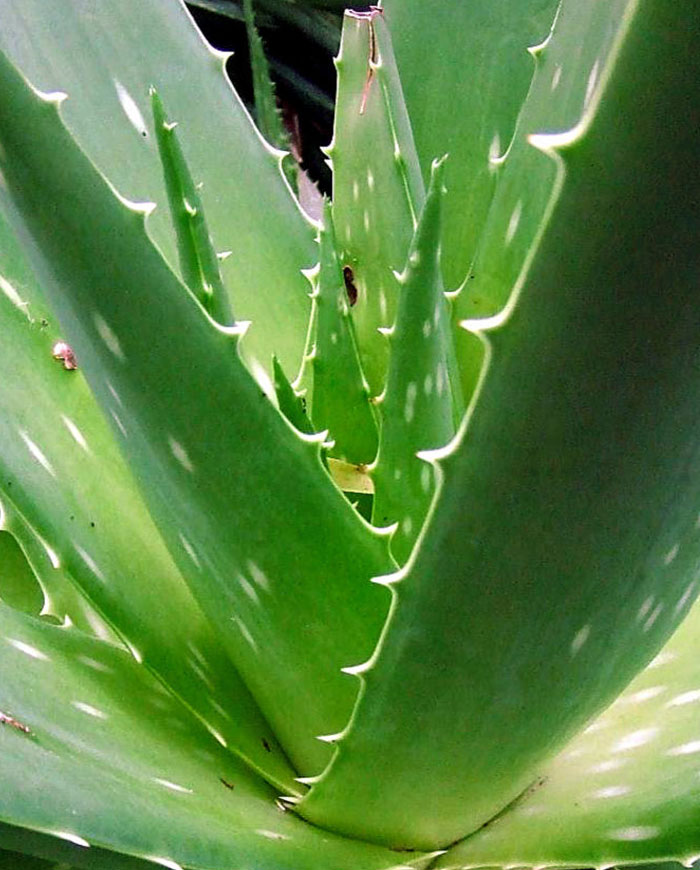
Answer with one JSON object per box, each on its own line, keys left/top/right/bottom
{"left": 0, "top": 0, "right": 698, "bottom": 868}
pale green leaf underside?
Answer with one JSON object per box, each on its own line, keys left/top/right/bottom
{"left": 0, "top": 604, "right": 412, "bottom": 870}
{"left": 300, "top": 0, "right": 700, "bottom": 849}
{"left": 0, "top": 0, "right": 315, "bottom": 378}
{"left": 331, "top": 11, "right": 424, "bottom": 396}
{"left": 441, "top": 593, "right": 700, "bottom": 868}
{"left": 0, "top": 50, "right": 392, "bottom": 775}
{"left": 0, "top": 210, "right": 294, "bottom": 790}
{"left": 381, "top": 0, "right": 558, "bottom": 291}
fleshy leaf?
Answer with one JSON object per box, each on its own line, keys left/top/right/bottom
{"left": 0, "top": 206, "right": 293, "bottom": 790}
{"left": 150, "top": 88, "right": 233, "bottom": 325}
{"left": 452, "top": 0, "right": 637, "bottom": 326}
{"left": 0, "top": 51, "right": 392, "bottom": 775}
{"left": 381, "top": 0, "right": 559, "bottom": 291}
{"left": 272, "top": 355, "right": 315, "bottom": 435}
{"left": 440, "top": 593, "right": 700, "bottom": 868}
{"left": 371, "top": 158, "right": 462, "bottom": 563}
{"left": 0, "top": 0, "right": 315, "bottom": 378}
{"left": 0, "top": 604, "right": 416, "bottom": 870}
{"left": 299, "top": 0, "right": 700, "bottom": 848}
{"left": 311, "top": 200, "right": 378, "bottom": 465}
{"left": 330, "top": 9, "right": 425, "bottom": 395}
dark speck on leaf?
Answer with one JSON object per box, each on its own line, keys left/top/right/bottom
{"left": 261, "top": 738, "right": 271, "bottom": 752}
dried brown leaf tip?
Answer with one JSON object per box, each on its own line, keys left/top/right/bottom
{"left": 52, "top": 340, "right": 78, "bottom": 370}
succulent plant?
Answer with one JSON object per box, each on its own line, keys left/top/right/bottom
{"left": 0, "top": 0, "right": 698, "bottom": 869}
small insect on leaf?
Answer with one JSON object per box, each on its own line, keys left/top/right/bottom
{"left": 219, "top": 777, "right": 235, "bottom": 790}
{"left": 52, "top": 340, "right": 78, "bottom": 371}
{"left": 343, "top": 266, "right": 358, "bottom": 307}
{"left": 261, "top": 737, "right": 272, "bottom": 752}
{"left": 0, "top": 710, "right": 31, "bottom": 735}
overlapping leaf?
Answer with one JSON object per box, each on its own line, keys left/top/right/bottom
{"left": 0, "top": 208, "right": 293, "bottom": 789}
{"left": 0, "top": 603, "right": 414, "bottom": 870}
{"left": 441, "top": 593, "right": 700, "bottom": 867}
{"left": 330, "top": 10, "right": 424, "bottom": 395}
{"left": 299, "top": 0, "right": 700, "bottom": 848}
{"left": 381, "top": 0, "right": 559, "bottom": 291}
{"left": 0, "top": 0, "right": 315, "bottom": 378}
{"left": 0, "top": 50, "right": 392, "bottom": 775}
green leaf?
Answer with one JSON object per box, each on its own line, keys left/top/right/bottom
{"left": 452, "top": 0, "right": 636, "bottom": 326}
{"left": 0, "top": 604, "right": 413, "bottom": 870}
{"left": 150, "top": 88, "right": 233, "bottom": 325}
{"left": 381, "top": 0, "right": 559, "bottom": 291}
{"left": 440, "top": 594, "right": 700, "bottom": 868}
{"left": 0, "top": 208, "right": 293, "bottom": 791}
{"left": 242, "top": 0, "right": 291, "bottom": 161}
{"left": 299, "top": 0, "right": 700, "bottom": 848}
{"left": 0, "top": 531, "right": 45, "bottom": 618}
{"left": 311, "top": 200, "right": 378, "bottom": 465}
{"left": 0, "top": 0, "right": 315, "bottom": 378}
{"left": 330, "top": 9, "right": 425, "bottom": 395}
{"left": 371, "top": 158, "right": 462, "bottom": 563}
{"left": 272, "top": 355, "right": 315, "bottom": 436}
{"left": 0, "top": 50, "right": 392, "bottom": 775}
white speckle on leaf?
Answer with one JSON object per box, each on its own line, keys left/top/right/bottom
{"left": 114, "top": 80, "right": 148, "bottom": 137}
{"left": 619, "top": 686, "right": 666, "bottom": 705}
{"left": 643, "top": 602, "right": 664, "bottom": 632}
{"left": 72, "top": 701, "right": 107, "bottom": 719}
{"left": 111, "top": 410, "right": 128, "bottom": 438}
{"left": 667, "top": 689, "right": 700, "bottom": 707}
{"left": 664, "top": 542, "right": 680, "bottom": 564}
{"left": 667, "top": 740, "right": 700, "bottom": 757}
{"left": 591, "top": 785, "right": 631, "bottom": 799}
{"left": 234, "top": 617, "right": 258, "bottom": 652}
{"left": 238, "top": 574, "right": 260, "bottom": 604}
{"left": 19, "top": 430, "right": 55, "bottom": 477}
{"left": 363, "top": 210, "right": 371, "bottom": 233}
{"left": 247, "top": 561, "right": 270, "bottom": 592}
{"left": 404, "top": 382, "right": 417, "bottom": 423}
{"left": 422, "top": 319, "right": 432, "bottom": 338}
{"left": 352, "top": 180, "right": 360, "bottom": 201}
{"left": 94, "top": 314, "right": 125, "bottom": 361}
{"left": 589, "top": 758, "right": 626, "bottom": 774}
{"left": 637, "top": 595, "right": 654, "bottom": 621}
{"left": 75, "top": 545, "right": 106, "bottom": 582}
{"left": 77, "top": 655, "right": 113, "bottom": 674}
{"left": 61, "top": 415, "right": 89, "bottom": 451}
{"left": 420, "top": 464, "right": 432, "bottom": 493}
{"left": 551, "top": 65, "right": 562, "bottom": 91}
{"left": 584, "top": 59, "right": 600, "bottom": 107}
{"left": 402, "top": 516, "right": 413, "bottom": 535}
{"left": 168, "top": 437, "right": 194, "bottom": 473}
{"left": 488, "top": 133, "right": 501, "bottom": 165}
{"left": 366, "top": 168, "right": 375, "bottom": 191}
{"left": 178, "top": 533, "right": 200, "bottom": 569}
{"left": 393, "top": 468, "right": 402, "bottom": 481}
{"left": 0, "top": 274, "right": 28, "bottom": 312}
{"left": 612, "top": 727, "right": 658, "bottom": 752}
{"left": 153, "top": 778, "right": 193, "bottom": 794}
{"left": 570, "top": 624, "right": 591, "bottom": 656}
{"left": 674, "top": 580, "right": 697, "bottom": 615}
{"left": 608, "top": 826, "right": 660, "bottom": 842}
{"left": 647, "top": 650, "right": 676, "bottom": 669}
{"left": 7, "top": 638, "right": 48, "bottom": 660}
{"left": 256, "top": 830, "right": 291, "bottom": 841}
{"left": 436, "top": 363, "right": 445, "bottom": 396}
{"left": 424, "top": 373, "right": 433, "bottom": 396}
{"left": 505, "top": 200, "right": 522, "bottom": 245}
{"left": 205, "top": 723, "right": 228, "bottom": 748}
